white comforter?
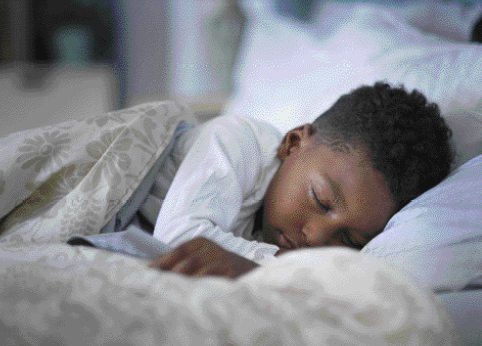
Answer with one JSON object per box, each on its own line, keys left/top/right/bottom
{"left": 0, "top": 242, "right": 457, "bottom": 345}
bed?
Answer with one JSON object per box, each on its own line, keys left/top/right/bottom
{"left": 1, "top": 0, "right": 482, "bottom": 345}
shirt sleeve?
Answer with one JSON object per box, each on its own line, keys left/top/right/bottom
{"left": 152, "top": 115, "right": 280, "bottom": 264}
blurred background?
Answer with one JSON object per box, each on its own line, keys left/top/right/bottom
{"left": 0, "top": 0, "right": 253, "bottom": 135}
{"left": 1, "top": 0, "right": 481, "bottom": 135}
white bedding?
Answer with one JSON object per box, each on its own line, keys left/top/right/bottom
{"left": 0, "top": 242, "right": 456, "bottom": 345}
{"left": 0, "top": 100, "right": 457, "bottom": 345}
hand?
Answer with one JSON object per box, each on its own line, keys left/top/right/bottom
{"left": 148, "top": 237, "right": 259, "bottom": 279}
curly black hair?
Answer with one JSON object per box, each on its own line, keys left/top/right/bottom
{"left": 312, "top": 81, "right": 454, "bottom": 212}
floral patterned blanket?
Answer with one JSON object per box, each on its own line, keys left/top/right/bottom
{"left": 0, "top": 102, "right": 457, "bottom": 345}
{"left": 0, "top": 101, "right": 190, "bottom": 244}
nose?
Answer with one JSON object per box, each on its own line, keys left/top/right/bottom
{"left": 301, "top": 215, "right": 344, "bottom": 246}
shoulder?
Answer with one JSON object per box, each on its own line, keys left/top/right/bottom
{"left": 199, "top": 115, "right": 282, "bottom": 149}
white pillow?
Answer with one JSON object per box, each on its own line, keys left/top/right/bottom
{"left": 225, "top": 1, "right": 482, "bottom": 169}
{"left": 362, "top": 153, "right": 482, "bottom": 293}
{"left": 311, "top": 0, "right": 482, "bottom": 43}
{"left": 382, "top": 0, "right": 482, "bottom": 42}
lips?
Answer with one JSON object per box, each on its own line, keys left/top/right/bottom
{"left": 276, "top": 230, "right": 296, "bottom": 249}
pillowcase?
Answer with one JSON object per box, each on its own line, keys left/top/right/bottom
{"left": 384, "top": 0, "right": 482, "bottom": 42}
{"left": 311, "top": 0, "right": 482, "bottom": 43}
{"left": 225, "top": 1, "right": 482, "bottom": 169}
{"left": 362, "top": 153, "right": 482, "bottom": 293}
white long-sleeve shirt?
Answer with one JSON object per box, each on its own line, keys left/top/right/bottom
{"left": 141, "top": 115, "right": 282, "bottom": 264}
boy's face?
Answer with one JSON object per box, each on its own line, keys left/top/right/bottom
{"left": 262, "top": 124, "right": 395, "bottom": 250}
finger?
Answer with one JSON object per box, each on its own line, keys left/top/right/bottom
{"left": 148, "top": 252, "right": 177, "bottom": 269}
{"left": 148, "top": 237, "right": 216, "bottom": 269}
{"left": 149, "top": 253, "right": 200, "bottom": 275}
{"left": 170, "top": 256, "right": 203, "bottom": 276}
{"left": 193, "top": 259, "right": 248, "bottom": 279}
{"left": 193, "top": 264, "right": 230, "bottom": 278}
{"left": 148, "top": 246, "right": 190, "bottom": 270}
{"left": 148, "top": 256, "right": 166, "bottom": 268}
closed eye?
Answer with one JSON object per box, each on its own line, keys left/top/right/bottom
{"left": 311, "top": 187, "right": 331, "bottom": 212}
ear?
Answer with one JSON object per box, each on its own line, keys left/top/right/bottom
{"left": 277, "top": 124, "right": 314, "bottom": 160}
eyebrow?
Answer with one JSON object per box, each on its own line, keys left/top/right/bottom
{"left": 324, "top": 173, "right": 347, "bottom": 208}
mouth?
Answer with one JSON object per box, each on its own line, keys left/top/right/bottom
{"left": 276, "top": 230, "right": 297, "bottom": 249}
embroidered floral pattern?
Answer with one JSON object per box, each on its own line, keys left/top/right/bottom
{"left": 0, "top": 245, "right": 455, "bottom": 346}
{"left": 1, "top": 164, "right": 95, "bottom": 231}
{"left": 16, "top": 131, "right": 71, "bottom": 172}
{"left": 59, "top": 195, "right": 103, "bottom": 239}
{"left": 86, "top": 111, "right": 132, "bottom": 127}
{"left": 0, "top": 101, "right": 185, "bottom": 246}
{"left": 86, "top": 127, "right": 132, "bottom": 190}
{"left": 132, "top": 117, "right": 159, "bottom": 155}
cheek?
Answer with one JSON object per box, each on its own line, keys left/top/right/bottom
{"left": 265, "top": 168, "right": 304, "bottom": 226}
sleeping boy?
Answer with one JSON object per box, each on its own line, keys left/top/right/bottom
{"left": 69, "top": 82, "right": 454, "bottom": 278}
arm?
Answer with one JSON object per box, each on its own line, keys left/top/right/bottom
{"left": 151, "top": 116, "right": 281, "bottom": 273}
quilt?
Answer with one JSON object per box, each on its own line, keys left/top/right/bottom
{"left": 0, "top": 101, "right": 190, "bottom": 243}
